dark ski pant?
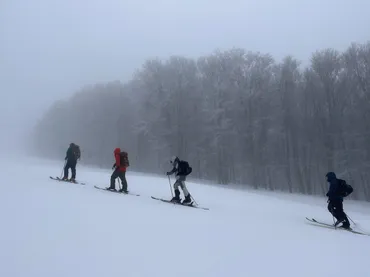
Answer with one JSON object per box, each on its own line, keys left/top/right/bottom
{"left": 110, "top": 169, "right": 127, "bottom": 191}
{"left": 327, "top": 199, "right": 349, "bottom": 224}
{"left": 64, "top": 159, "right": 77, "bottom": 179}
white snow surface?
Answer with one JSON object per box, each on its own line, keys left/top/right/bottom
{"left": 1, "top": 157, "right": 370, "bottom": 277}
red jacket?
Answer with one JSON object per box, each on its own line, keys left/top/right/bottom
{"left": 114, "top": 148, "right": 126, "bottom": 172}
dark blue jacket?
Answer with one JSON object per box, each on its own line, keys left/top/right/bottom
{"left": 325, "top": 172, "right": 343, "bottom": 201}
{"left": 65, "top": 143, "right": 80, "bottom": 162}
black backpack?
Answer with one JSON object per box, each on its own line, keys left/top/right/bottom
{"left": 338, "top": 179, "right": 353, "bottom": 197}
{"left": 119, "top": 151, "right": 130, "bottom": 167}
{"left": 178, "top": 160, "right": 192, "bottom": 176}
{"left": 72, "top": 144, "right": 81, "bottom": 160}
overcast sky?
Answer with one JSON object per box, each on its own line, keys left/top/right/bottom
{"left": 1, "top": 0, "right": 369, "bottom": 148}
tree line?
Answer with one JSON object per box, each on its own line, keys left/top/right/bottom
{"left": 32, "top": 42, "right": 370, "bottom": 201}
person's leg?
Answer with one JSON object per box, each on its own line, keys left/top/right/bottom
{"left": 109, "top": 170, "right": 119, "bottom": 190}
{"left": 118, "top": 171, "right": 128, "bottom": 192}
{"left": 335, "top": 201, "right": 350, "bottom": 228}
{"left": 327, "top": 201, "right": 335, "bottom": 218}
{"left": 179, "top": 180, "right": 192, "bottom": 204}
{"left": 171, "top": 180, "right": 181, "bottom": 202}
{"left": 63, "top": 161, "right": 71, "bottom": 179}
{"left": 70, "top": 160, "right": 77, "bottom": 181}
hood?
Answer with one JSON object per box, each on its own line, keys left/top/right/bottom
{"left": 326, "top": 172, "right": 337, "bottom": 182}
{"left": 114, "top": 148, "right": 121, "bottom": 154}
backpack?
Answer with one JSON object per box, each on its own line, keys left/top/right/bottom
{"left": 178, "top": 160, "right": 192, "bottom": 176}
{"left": 338, "top": 179, "right": 353, "bottom": 197}
{"left": 72, "top": 144, "right": 81, "bottom": 160}
{"left": 120, "top": 151, "right": 129, "bottom": 167}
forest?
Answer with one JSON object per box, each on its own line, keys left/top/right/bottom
{"left": 32, "top": 42, "right": 370, "bottom": 201}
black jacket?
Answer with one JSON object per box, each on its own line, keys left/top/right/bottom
{"left": 65, "top": 146, "right": 78, "bottom": 161}
{"left": 326, "top": 172, "right": 343, "bottom": 202}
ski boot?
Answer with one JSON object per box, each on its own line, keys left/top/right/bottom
{"left": 118, "top": 188, "right": 128, "bottom": 194}
{"left": 69, "top": 178, "right": 76, "bottom": 183}
{"left": 340, "top": 218, "right": 351, "bottom": 229}
{"left": 182, "top": 194, "right": 192, "bottom": 205}
{"left": 340, "top": 223, "right": 351, "bottom": 230}
{"left": 334, "top": 218, "right": 350, "bottom": 229}
{"left": 106, "top": 186, "right": 116, "bottom": 191}
{"left": 171, "top": 189, "right": 181, "bottom": 203}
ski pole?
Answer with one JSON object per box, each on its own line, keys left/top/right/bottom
{"left": 345, "top": 213, "right": 367, "bottom": 233}
{"left": 168, "top": 175, "right": 173, "bottom": 198}
{"left": 190, "top": 194, "right": 198, "bottom": 206}
{"left": 60, "top": 160, "right": 66, "bottom": 178}
{"left": 346, "top": 213, "right": 357, "bottom": 226}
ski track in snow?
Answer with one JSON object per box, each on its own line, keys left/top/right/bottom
{"left": 0, "top": 157, "right": 369, "bottom": 277}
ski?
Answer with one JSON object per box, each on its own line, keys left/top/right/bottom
{"left": 49, "top": 176, "right": 86, "bottom": 185}
{"left": 94, "top": 186, "right": 140, "bottom": 196}
{"left": 305, "top": 217, "right": 370, "bottom": 236}
{"left": 151, "top": 196, "right": 209, "bottom": 210}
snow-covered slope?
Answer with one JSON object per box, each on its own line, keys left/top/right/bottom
{"left": 1, "top": 157, "right": 369, "bottom": 277}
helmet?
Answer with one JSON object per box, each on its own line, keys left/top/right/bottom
{"left": 170, "top": 156, "right": 179, "bottom": 164}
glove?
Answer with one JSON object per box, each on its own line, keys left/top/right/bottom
{"left": 166, "top": 172, "right": 171, "bottom": 175}
{"left": 112, "top": 163, "right": 116, "bottom": 170}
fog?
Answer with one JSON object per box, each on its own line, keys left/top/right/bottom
{"left": 1, "top": 0, "right": 369, "bottom": 154}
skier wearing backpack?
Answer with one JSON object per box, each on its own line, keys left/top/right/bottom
{"left": 325, "top": 172, "right": 351, "bottom": 229}
{"left": 107, "top": 148, "right": 129, "bottom": 193}
{"left": 62, "top": 143, "right": 81, "bottom": 182}
{"left": 166, "top": 156, "right": 193, "bottom": 205}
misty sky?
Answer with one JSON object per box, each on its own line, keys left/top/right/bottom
{"left": 1, "top": 0, "right": 369, "bottom": 148}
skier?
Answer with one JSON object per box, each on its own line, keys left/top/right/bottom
{"left": 325, "top": 172, "right": 351, "bottom": 229}
{"left": 166, "top": 156, "right": 193, "bottom": 204}
{"left": 62, "top": 143, "right": 81, "bottom": 182}
{"left": 107, "top": 148, "right": 129, "bottom": 193}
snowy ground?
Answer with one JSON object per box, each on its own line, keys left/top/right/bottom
{"left": 1, "top": 157, "right": 369, "bottom": 277}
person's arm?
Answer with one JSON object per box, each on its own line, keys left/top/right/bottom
{"left": 115, "top": 153, "right": 121, "bottom": 167}
{"left": 167, "top": 165, "right": 176, "bottom": 175}
{"left": 65, "top": 148, "right": 72, "bottom": 160}
{"left": 326, "top": 181, "right": 338, "bottom": 198}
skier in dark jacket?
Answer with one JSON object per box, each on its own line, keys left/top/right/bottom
{"left": 325, "top": 172, "right": 350, "bottom": 229}
{"left": 62, "top": 143, "right": 81, "bottom": 182}
{"left": 167, "top": 156, "right": 192, "bottom": 205}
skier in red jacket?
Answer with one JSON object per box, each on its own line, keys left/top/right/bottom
{"left": 107, "top": 148, "right": 129, "bottom": 193}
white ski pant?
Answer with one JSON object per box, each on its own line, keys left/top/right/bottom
{"left": 174, "top": 176, "right": 190, "bottom": 197}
